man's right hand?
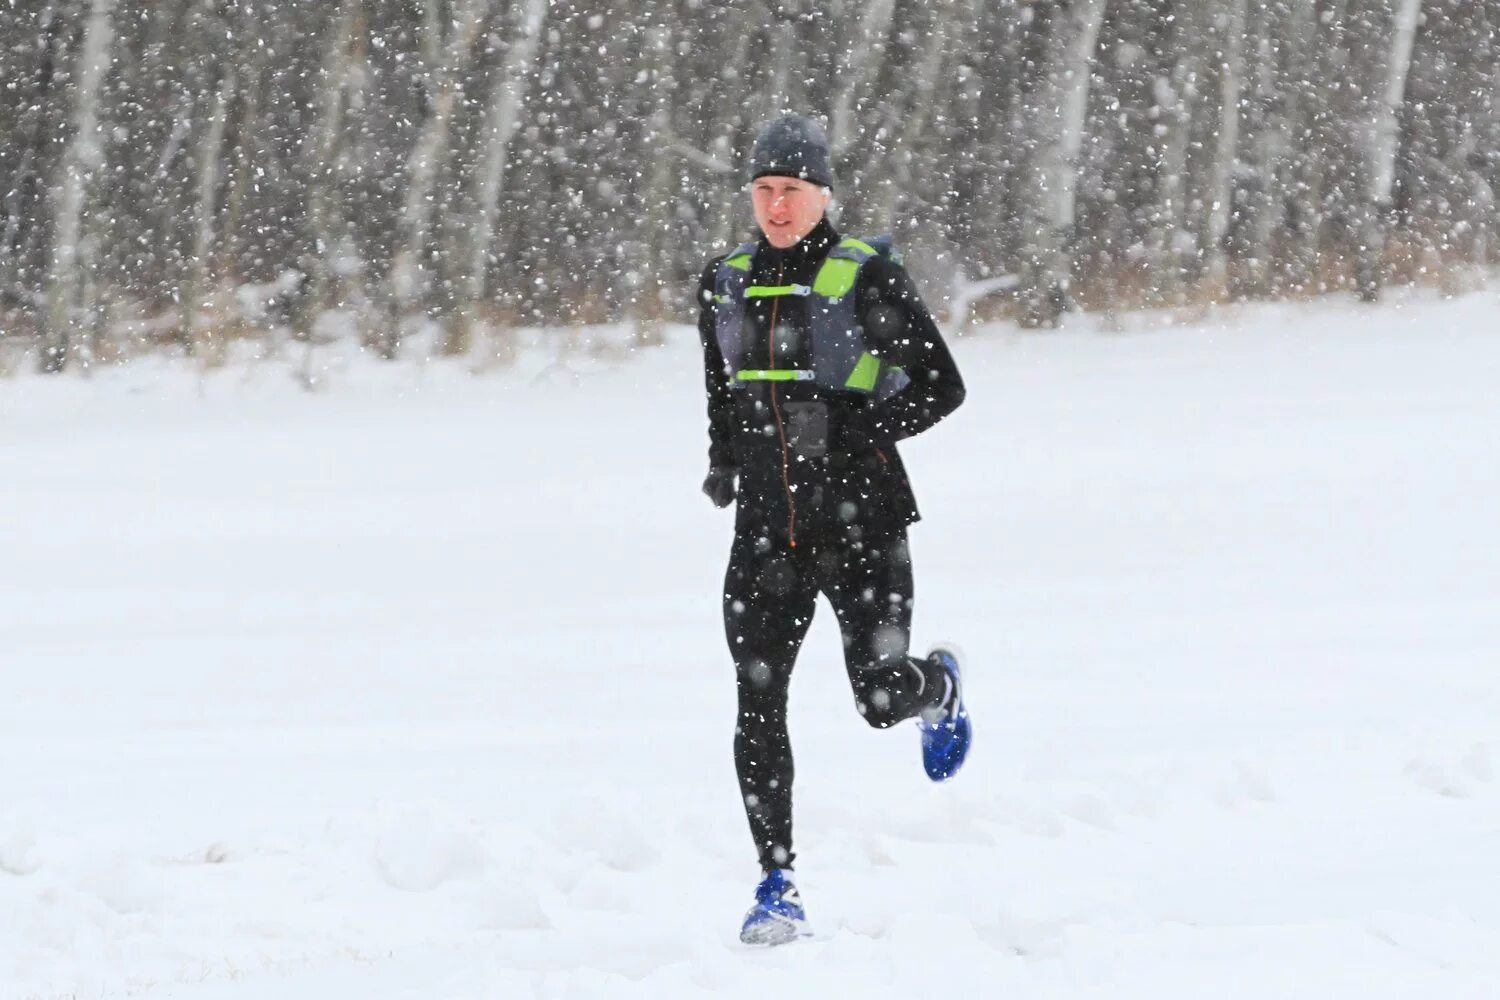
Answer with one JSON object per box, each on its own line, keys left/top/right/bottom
{"left": 702, "top": 466, "right": 737, "bottom": 509}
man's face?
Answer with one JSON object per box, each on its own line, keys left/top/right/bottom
{"left": 751, "top": 176, "right": 831, "bottom": 248}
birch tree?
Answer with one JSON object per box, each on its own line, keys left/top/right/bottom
{"left": 2, "top": 5, "right": 65, "bottom": 309}
{"left": 41, "top": 0, "right": 115, "bottom": 373}
{"left": 630, "top": 23, "right": 682, "bottom": 347}
{"left": 1357, "top": 0, "right": 1422, "bottom": 300}
{"left": 1017, "top": 0, "right": 1109, "bottom": 327}
{"left": 826, "top": 0, "right": 898, "bottom": 159}
{"left": 1201, "top": 0, "right": 1249, "bottom": 290}
{"left": 296, "top": 0, "right": 363, "bottom": 342}
{"left": 378, "top": 0, "right": 488, "bottom": 360}
{"left": 1231, "top": 0, "right": 1290, "bottom": 298}
{"left": 444, "top": 0, "right": 547, "bottom": 357}
{"left": 1152, "top": 0, "right": 1210, "bottom": 303}
{"left": 181, "top": 67, "right": 234, "bottom": 358}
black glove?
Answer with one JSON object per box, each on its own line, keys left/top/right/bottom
{"left": 702, "top": 465, "right": 737, "bottom": 509}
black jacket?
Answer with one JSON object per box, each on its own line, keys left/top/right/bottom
{"left": 697, "top": 217, "right": 966, "bottom": 546}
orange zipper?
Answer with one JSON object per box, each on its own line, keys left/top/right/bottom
{"left": 766, "top": 262, "right": 797, "bottom": 548}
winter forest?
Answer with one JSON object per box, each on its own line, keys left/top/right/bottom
{"left": 2, "top": 0, "right": 1496, "bottom": 373}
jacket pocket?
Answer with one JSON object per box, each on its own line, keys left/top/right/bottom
{"left": 780, "top": 401, "right": 831, "bottom": 460}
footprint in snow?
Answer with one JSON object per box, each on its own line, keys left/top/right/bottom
{"left": 1215, "top": 761, "right": 1276, "bottom": 808}
{"left": 1403, "top": 758, "right": 1471, "bottom": 798}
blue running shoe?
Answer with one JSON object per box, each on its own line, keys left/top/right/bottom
{"left": 918, "top": 646, "right": 971, "bottom": 781}
{"left": 739, "top": 868, "right": 811, "bottom": 946}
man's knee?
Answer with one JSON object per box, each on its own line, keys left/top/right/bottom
{"left": 841, "top": 618, "right": 911, "bottom": 667}
{"left": 852, "top": 682, "right": 903, "bottom": 728}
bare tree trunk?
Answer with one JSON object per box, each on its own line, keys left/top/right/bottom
{"left": 968, "top": 5, "right": 1026, "bottom": 284}
{"left": 827, "top": 0, "right": 898, "bottom": 157}
{"left": 222, "top": 32, "right": 267, "bottom": 274}
{"left": 443, "top": 0, "right": 546, "bottom": 358}
{"left": 1019, "top": 0, "right": 1107, "bottom": 328}
{"left": 1151, "top": 1, "right": 1211, "bottom": 305}
{"left": 378, "top": 0, "right": 487, "bottom": 360}
{"left": 631, "top": 23, "right": 682, "bottom": 348}
{"left": 700, "top": 16, "right": 759, "bottom": 251}
{"left": 1203, "top": 0, "right": 1250, "bottom": 292}
{"left": 297, "top": 0, "right": 361, "bottom": 343}
{"left": 1232, "top": 0, "right": 1289, "bottom": 298}
{"left": 41, "top": 0, "right": 115, "bottom": 373}
{"left": 181, "top": 68, "right": 233, "bottom": 360}
{"left": 757, "top": 0, "right": 798, "bottom": 118}
{"left": 1358, "top": 0, "right": 1422, "bottom": 301}
{"left": 1458, "top": 0, "right": 1498, "bottom": 277}
{"left": 3, "top": 5, "right": 64, "bottom": 308}
{"left": 877, "top": 0, "right": 953, "bottom": 228}
{"left": 1274, "top": 0, "right": 1324, "bottom": 294}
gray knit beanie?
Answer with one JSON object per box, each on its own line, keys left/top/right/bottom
{"left": 748, "top": 114, "right": 834, "bottom": 189}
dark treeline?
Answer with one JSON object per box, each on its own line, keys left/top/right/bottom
{"left": 2, "top": 0, "right": 1496, "bottom": 372}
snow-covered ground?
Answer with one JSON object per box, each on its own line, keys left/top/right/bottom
{"left": 3, "top": 290, "right": 1499, "bottom": 999}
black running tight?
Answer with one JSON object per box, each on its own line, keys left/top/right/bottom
{"left": 723, "top": 527, "right": 944, "bottom": 872}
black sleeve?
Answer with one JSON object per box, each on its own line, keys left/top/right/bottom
{"left": 843, "top": 256, "right": 966, "bottom": 449}
{"left": 698, "top": 257, "right": 738, "bottom": 469}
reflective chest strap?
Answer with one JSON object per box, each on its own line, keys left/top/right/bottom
{"left": 744, "top": 284, "right": 812, "bottom": 298}
{"left": 736, "top": 369, "right": 816, "bottom": 382}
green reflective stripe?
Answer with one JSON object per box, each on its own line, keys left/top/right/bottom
{"left": 845, "top": 352, "right": 881, "bottom": 392}
{"left": 839, "top": 237, "right": 877, "bottom": 256}
{"left": 736, "top": 369, "right": 816, "bottom": 382}
{"left": 813, "top": 257, "right": 859, "bottom": 299}
{"left": 744, "top": 284, "right": 811, "bottom": 298}
{"left": 725, "top": 253, "right": 753, "bottom": 272}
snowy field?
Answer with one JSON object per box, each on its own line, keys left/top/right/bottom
{"left": 3, "top": 290, "right": 1499, "bottom": 999}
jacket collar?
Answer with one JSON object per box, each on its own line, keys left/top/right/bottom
{"left": 756, "top": 216, "right": 839, "bottom": 265}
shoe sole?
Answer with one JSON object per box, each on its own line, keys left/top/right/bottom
{"left": 740, "top": 914, "right": 812, "bottom": 946}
